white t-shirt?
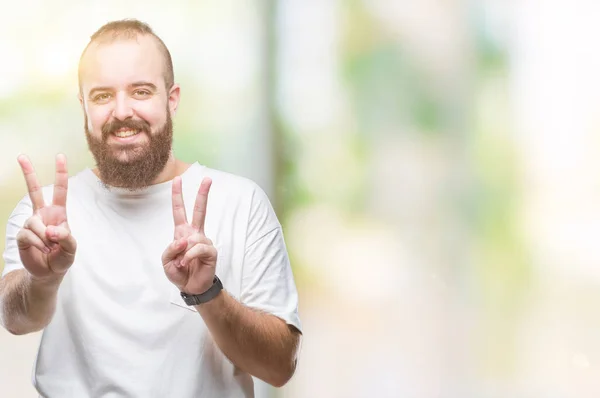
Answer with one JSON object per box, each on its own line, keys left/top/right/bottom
{"left": 1, "top": 162, "right": 302, "bottom": 398}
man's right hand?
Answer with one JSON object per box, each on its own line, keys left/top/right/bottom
{"left": 16, "top": 154, "right": 77, "bottom": 280}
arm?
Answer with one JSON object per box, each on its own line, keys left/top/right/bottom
{"left": 162, "top": 177, "right": 301, "bottom": 387}
{"left": 197, "top": 290, "right": 301, "bottom": 387}
{"left": 162, "top": 177, "right": 300, "bottom": 387}
{"left": 0, "top": 269, "right": 63, "bottom": 335}
{"left": 0, "top": 154, "right": 76, "bottom": 335}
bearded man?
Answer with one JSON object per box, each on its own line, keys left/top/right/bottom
{"left": 0, "top": 19, "right": 302, "bottom": 398}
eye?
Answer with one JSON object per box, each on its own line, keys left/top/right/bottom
{"left": 93, "top": 93, "right": 111, "bottom": 102}
{"left": 134, "top": 89, "right": 151, "bottom": 97}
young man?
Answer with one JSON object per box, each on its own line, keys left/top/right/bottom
{"left": 0, "top": 19, "right": 301, "bottom": 397}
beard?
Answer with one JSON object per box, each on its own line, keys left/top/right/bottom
{"left": 85, "top": 108, "right": 173, "bottom": 191}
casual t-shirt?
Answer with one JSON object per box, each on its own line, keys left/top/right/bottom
{"left": 1, "top": 162, "right": 302, "bottom": 398}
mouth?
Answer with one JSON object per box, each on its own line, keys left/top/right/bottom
{"left": 113, "top": 128, "right": 141, "bottom": 138}
{"left": 108, "top": 128, "right": 148, "bottom": 146}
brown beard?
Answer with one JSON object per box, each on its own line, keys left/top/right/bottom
{"left": 85, "top": 108, "right": 173, "bottom": 191}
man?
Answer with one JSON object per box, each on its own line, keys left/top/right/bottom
{"left": 0, "top": 19, "right": 302, "bottom": 397}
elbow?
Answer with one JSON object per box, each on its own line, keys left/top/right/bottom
{"left": 4, "top": 321, "right": 29, "bottom": 335}
{"left": 6, "top": 326, "right": 29, "bottom": 336}
{"left": 269, "top": 359, "right": 297, "bottom": 388}
{"left": 2, "top": 315, "right": 45, "bottom": 336}
{"left": 0, "top": 311, "right": 25, "bottom": 335}
{"left": 270, "top": 376, "right": 291, "bottom": 389}
{"left": 270, "top": 327, "right": 302, "bottom": 387}
{"left": 4, "top": 322, "right": 41, "bottom": 336}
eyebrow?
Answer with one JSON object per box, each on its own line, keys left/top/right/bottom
{"left": 88, "top": 82, "right": 158, "bottom": 98}
{"left": 130, "top": 81, "right": 158, "bottom": 91}
{"left": 88, "top": 86, "right": 113, "bottom": 98}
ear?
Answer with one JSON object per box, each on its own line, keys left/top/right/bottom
{"left": 168, "top": 84, "right": 181, "bottom": 116}
{"left": 78, "top": 92, "right": 90, "bottom": 130}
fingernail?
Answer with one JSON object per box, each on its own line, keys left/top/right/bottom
{"left": 43, "top": 247, "right": 50, "bottom": 254}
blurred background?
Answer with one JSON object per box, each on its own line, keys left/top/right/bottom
{"left": 2, "top": 0, "right": 600, "bottom": 397}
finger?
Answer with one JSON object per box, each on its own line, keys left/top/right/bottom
{"left": 23, "top": 216, "right": 53, "bottom": 248}
{"left": 180, "top": 243, "right": 217, "bottom": 267}
{"left": 17, "top": 228, "right": 51, "bottom": 254}
{"left": 191, "top": 177, "right": 212, "bottom": 232}
{"left": 46, "top": 226, "right": 77, "bottom": 255}
{"left": 161, "top": 238, "right": 188, "bottom": 265}
{"left": 17, "top": 154, "right": 45, "bottom": 212}
{"left": 52, "top": 154, "right": 68, "bottom": 207}
{"left": 171, "top": 176, "right": 188, "bottom": 227}
{"left": 185, "top": 234, "right": 212, "bottom": 247}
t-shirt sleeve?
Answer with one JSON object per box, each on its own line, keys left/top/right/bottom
{"left": 239, "top": 185, "right": 302, "bottom": 333}
{"left": 2, "top": 196, "right": 31, "bottom": 278}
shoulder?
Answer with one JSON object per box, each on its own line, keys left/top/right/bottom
{"left": 204, "top": 167, "right": 262, "bottom": 192}
{"left": 186, "top": 165, "right": 270, "bottom": 203}
{"left": 186, "top": 165, "right": 279, "bottom": 227}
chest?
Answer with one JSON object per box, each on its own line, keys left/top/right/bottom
{"left": 60, "top": 192, "right": 245, "bottom": 306}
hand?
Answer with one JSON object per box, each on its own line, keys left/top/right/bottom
{"left": 162, "top": 176, "right": 217, "bottom": 295}
{"left": 16, "top": 154, "right": 77, "bottom": 280}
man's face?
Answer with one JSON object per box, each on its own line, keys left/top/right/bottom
{"left": 79, "top": 35, "right": 180, "bottom": 190}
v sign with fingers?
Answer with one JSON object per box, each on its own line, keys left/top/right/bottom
{"left": 16, "top": 154, "right": 77, "bottom": 280}
{"left": 162, "top": 176, "right": 217, "bottom": 295}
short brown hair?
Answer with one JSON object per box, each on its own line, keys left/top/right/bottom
{"left": 78, "top": 19, "right": 174, "bottom": 92}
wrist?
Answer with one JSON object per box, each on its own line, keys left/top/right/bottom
{"left": 181, "top": 282, "right": 213, "bottom": 296}
{"left": 27, "top": 271, "right": 65, "bottom": 291}
{"left": 180, "top": 276, "right": 223, "bottom": 306}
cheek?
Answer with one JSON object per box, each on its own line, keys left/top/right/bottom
{"left": 135, "top": 103, "right": 167, "bottom": 128}
{"left": 86, "top": 107, "right": 109, "bottom": 132}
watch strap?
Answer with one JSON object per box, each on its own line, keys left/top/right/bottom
{"left": 180, "top": 276, "right": 223, "bottom": 306}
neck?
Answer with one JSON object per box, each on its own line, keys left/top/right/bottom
{"left": 150, "top": 153, "right": 191, "bottom": 184}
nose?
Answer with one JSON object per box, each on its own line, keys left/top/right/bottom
{"left": 112, "top": 92, "right": 134, "bottom": 121}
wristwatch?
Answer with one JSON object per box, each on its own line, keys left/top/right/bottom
{"left": 180, "top": 276, "right": 223, "bottom": 306}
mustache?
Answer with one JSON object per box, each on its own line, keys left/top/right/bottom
{"left": 101, "top": 119, "right": 151, "bottom": 141}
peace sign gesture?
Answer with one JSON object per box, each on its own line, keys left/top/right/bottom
{"left": 162, "top": 176, "right": 217, "bottom": 295}
{"left": 15, "top": 154, "right": 77, "bottom": 279}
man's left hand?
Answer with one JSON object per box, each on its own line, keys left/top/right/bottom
{"left": 162, "top": 176, "right": 217, "bottom": 295}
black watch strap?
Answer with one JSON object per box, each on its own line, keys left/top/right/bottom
{"left": 180, "top": 276, "right": 223, "bottom": 306}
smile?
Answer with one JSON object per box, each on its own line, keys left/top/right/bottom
{"left": 114, "top": 129, "right": 140, "bottom": 138}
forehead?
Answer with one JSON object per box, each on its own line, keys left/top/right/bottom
{"left": 80, "top": 35, "right": 165, "bottom": 93}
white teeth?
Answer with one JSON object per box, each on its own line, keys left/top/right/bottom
{"left": 114, "top": 130, "right": 138, "bottom": 138}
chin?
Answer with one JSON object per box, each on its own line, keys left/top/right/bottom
{"left": 111, "top": 147, "right": 148, "bottom": 163}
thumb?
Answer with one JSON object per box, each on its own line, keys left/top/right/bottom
{"left": 46, "top": 225, "right": 77, "bottom": 255}
{"left": 162, "top": 238, "right": 187, "bottom": 265}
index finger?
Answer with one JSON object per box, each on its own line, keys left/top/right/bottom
{"left": 172, "top": 176, "right": 188, "bottom": 227}
{"left": 17, "top": 154, "right": 45, "bottom": 212}
{"left": 52, "top": 154, "right": 69, "bottom": 207}
{"left": 191, "top": 177, "right": 212, "bottom": 232}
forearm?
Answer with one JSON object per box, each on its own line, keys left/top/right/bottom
{"left": 197, "top": 291, "right": 300, "bottom": 387}
{"left": 0, "top": 269, "right": 63, "bottom": 335}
